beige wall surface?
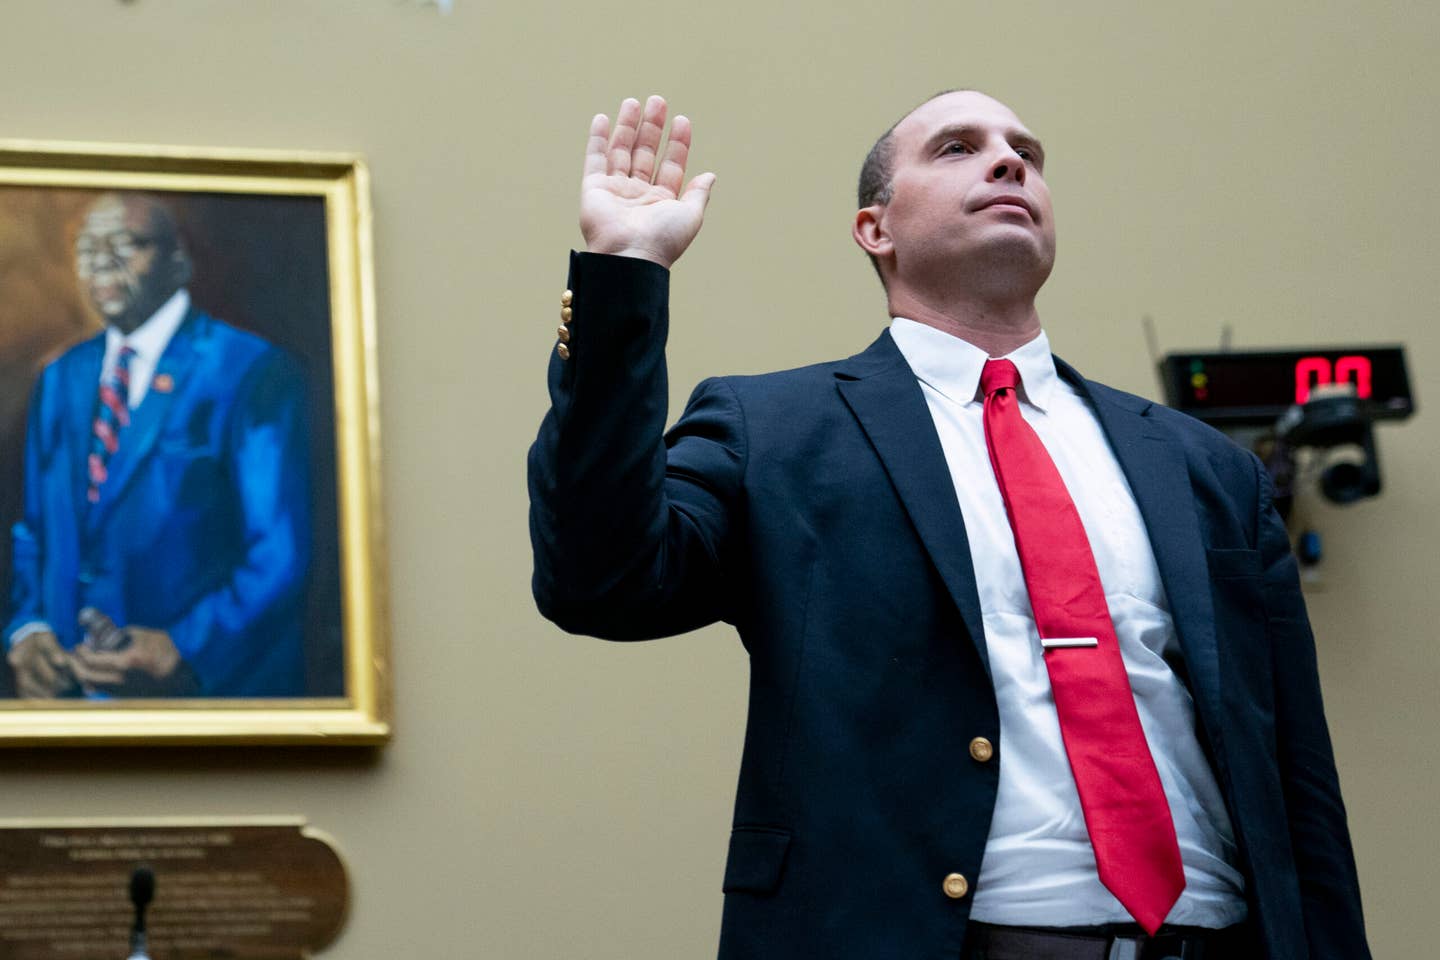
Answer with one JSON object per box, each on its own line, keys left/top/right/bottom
{"left": 1, "top": 1, "right": 1435, "bottom": 956}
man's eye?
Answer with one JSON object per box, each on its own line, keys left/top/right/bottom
{"left": 942, "top": 141, "right": 971, "bottom": 155}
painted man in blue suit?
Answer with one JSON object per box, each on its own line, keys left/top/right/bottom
{"left": 5, "top": 192, "right": 311, "bottom": 698}
{"left": 530, "top": 92, "right": 1370, "bottom": 958}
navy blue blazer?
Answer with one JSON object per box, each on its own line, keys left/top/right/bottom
{"left": 529, "top": 253, "right": 1369, "bottom": 959}
{"left": 6, "top": 309, "right": 312, "bottom": 696}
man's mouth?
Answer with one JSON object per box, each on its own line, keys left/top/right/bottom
{"left": 977, "top": 195, "right": 1036, "bottom": 219}
{"left": 90, "top": 282, "right": 130, "bottom": 314}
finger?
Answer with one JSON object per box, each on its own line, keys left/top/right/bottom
{"left": 72, "top": 644, "right": 128, "bottom": 671}
{"left": 70, "top": 650, "right": 126, "bottom": 687}
{"left": 681, "top": 171, "right": 718, "bottom": 217}
{"left": 17, "top": 672, "right": 50, "bottom": 700}
{"left": 21, "top": 655, "right": 59, "bottom": 693}
{"left": 38, "top": 632, "right": 73, "bottom": 669}
{"left": 629, "top": 95, "right": 668, "bottom": 184}
{"left": 582, "top": 112, "right": 611, "bottom": 180}
{"left": 607, "top": 97, "right": 642, "bottom": 177}
{"left": 654, "top": 114, "right": 694, "bottom": 196}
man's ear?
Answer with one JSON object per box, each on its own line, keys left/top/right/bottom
{"left": 852, "top": 205, "right": 892, "bottom": 260}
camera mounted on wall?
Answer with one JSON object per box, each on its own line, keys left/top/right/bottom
{"left": 1158, "top": 346, "right": 1415, "bottom": 521}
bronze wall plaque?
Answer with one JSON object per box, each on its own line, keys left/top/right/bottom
{"left": 0, "top": 817, "right": 347, "bottom": 959}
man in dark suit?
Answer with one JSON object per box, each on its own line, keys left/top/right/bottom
{"left": 5, "top": 192, "right": 311, "bottom": 698}
{"left": 529, "top": 91, "right": 1369, "bottom": 958}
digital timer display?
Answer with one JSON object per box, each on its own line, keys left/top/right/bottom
{"left": 1160, "top": 346, "right": 1414, "bottom": 426}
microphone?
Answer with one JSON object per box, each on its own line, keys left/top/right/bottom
{"left": 127, "top": 865, "right": 154, "bottom": 960}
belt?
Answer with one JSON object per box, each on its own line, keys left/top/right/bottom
{"left": 961, "top": 921, "right": 1255, "bottom": 960}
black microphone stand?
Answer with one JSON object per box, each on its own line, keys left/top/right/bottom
{"left": 127, "top": 865, "right": 154, "bottom": 960}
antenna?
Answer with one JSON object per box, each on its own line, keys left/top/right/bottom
{"left": 1141, "top": 314, "right": 1166, "bottom": 397}
{"left": 1141, "top": 314, "right": 1161, "bottom": 366}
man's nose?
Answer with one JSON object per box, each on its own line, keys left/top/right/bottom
{"left": 987, "top": 150, "right": 1026, "bottom": 185}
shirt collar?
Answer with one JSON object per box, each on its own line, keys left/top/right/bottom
{"left": 105, "top": 288, "right": 190, "bottom": 362}
{"left": 888, "top": 317, "right": 1058, "bottom": 411}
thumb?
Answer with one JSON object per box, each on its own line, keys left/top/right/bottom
{"left": 681, "top": 172, "right": 717, "bottom": 215}
{"left": 43, "top": 639, "right": 69, "bottom": 669}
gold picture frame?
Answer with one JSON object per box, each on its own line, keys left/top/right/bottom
{"left": 0, "top": 140, "right": 389, "bottom": 744}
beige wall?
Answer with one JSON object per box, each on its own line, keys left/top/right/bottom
{"left": 1, "top": 0, "right": 1436, "bottom": 955}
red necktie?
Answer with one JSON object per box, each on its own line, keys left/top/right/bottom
{"left": 980, "top": 358, "right": 1185, "bottom": 934}
{"left": 87, "top": 344, "right": 136, "bottom": 504}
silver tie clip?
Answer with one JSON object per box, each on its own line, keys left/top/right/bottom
{"left": 1040, "top": 636, "right": 1099, "bottom": 649}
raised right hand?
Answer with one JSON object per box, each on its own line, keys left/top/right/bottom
{"left": 579, "top": 95, "right": 716, "bottom": 270}
{"left": 7, "top": 629, "right": 77, "bottom": 699}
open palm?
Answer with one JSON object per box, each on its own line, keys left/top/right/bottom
{"left": 580, "top": 96, "right": 715, "bottom": 270}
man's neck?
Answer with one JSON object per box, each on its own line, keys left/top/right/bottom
{"left": 107, "top": 288, "right": 190, "bottom": 351}
{"left": 109, "top": 284, "right": 186, "bottom": 337}
{"left": 887, "top": 288, "right": 1041, "bottom": 358}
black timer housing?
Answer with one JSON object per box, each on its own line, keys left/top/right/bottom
{"left": 1160, "top": 346, "right": 1414, "bottom": 427}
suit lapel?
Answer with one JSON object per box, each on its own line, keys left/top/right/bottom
{"left": 1061, "top": 361, "right": 1225, "bottom": 747}
{"left": 829, "top": 335, "right": 1223, "bottom": 720}
{"left": 89, "top": 311, "right": 204, "bottom": 529}
{"left": 836, "top": 332, "right": 991, "bottom": 675}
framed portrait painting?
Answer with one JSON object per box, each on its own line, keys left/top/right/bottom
{"left": 0, "top": 140, "right": 389, "bottom": 744}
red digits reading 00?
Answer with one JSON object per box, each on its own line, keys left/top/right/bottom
{"left": 1295, "top": 355, "right": 1372, "bottom": 404}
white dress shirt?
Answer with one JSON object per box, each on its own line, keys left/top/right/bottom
{"left": 101, "top": 288, "right": 190, "bottom": 408}
{"left": 889, "top": 318, "right": 1247, "bottom": 928}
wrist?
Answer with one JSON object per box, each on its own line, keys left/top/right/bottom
{"left": 585, "top": 244, "right": 673, "bottom": 270}
{"left": 8, "top": 622, "right": 54, "bottom": 650}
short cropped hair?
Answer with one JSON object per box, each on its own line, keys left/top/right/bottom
{"left": 856, "top": 88, "right": 971, "bottom": 285}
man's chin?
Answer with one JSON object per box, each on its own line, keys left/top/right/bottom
{"left": 90, "top": 296, "right": 144, "bottom": 330}
{"left": 89, "top": 295, "right": 130, "bottom": 319}
{"left": 950, "top": 233, "right": 1054, "bottom": 273}
{"left": 964, "top": 233, "right": 1054, "bottom": 275}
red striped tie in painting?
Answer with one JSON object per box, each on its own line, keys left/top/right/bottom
{"left": 87, "top": 345, "right": 137, "bottom": 504}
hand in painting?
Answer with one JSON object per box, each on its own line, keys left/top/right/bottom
{"left": 7, "top": 629, "right": 78, "bottom": 699}
{"left": 70, "top": 607, "right": 200, "bottom": 697}
{"left": 579, "top": 95, "right": 717, "bottom": 269}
